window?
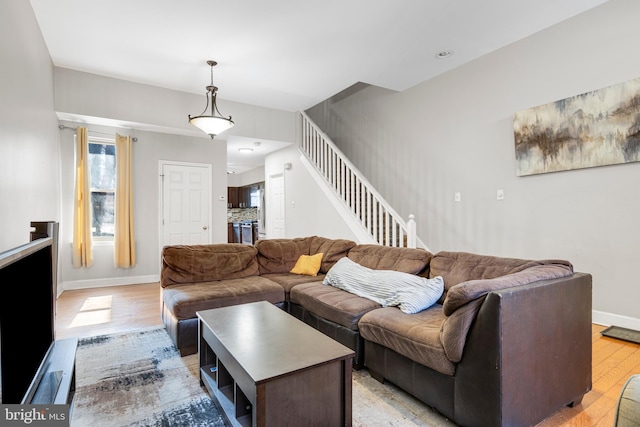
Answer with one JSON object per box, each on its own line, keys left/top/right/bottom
{"left": 88, "top": 140, "right": 116, "bottom": 239}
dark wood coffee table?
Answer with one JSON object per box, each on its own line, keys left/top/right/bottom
{"left": 198, "top": 301, "right": 354, "bottom": 427}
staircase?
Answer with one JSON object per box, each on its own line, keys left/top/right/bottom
{"left": 299, "top": 111, "right": 425, "bottom": 250}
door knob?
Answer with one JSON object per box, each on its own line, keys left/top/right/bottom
{"left": 203, "top": 226, "right": 208, "bottom": 230}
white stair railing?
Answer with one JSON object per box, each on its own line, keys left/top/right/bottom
{"left": 300, "top": 111, "right": 421, "bottom": 249}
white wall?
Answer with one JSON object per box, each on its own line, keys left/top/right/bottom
{"left": 306, "top": 0, "right": 640, "bottom": 327}
{"left": 54, "top": 68, "right": 297, "bottom": 144}
{"left": 0, "top": 0, "right": 61, "bottom": 253}
{"left": 228, "top": 166, "right": 266, "bottom": 187}
{"left": 265, "top": 145, "right": 358, "bottom": 241}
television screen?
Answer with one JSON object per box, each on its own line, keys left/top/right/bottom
{"left": 0, "top": 237, "right": 55, "bottom": 403}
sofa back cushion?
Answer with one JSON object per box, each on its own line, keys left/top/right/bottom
{"left": 255, "top": 236, "right": 355, "bottom": 274}
{"left": 430, "top": 251, "right": 540, "bottom": 302}
{"left": 255, "top": 237, "right": 315, "bottom": 274}
{"left": 347, "top": 244, "right": 431, "bottom": 274}
{"left": 161, "top": 244, "right": 259, "bottom": 287}
{"left": 309, "top": 236, "right": 357, "bottom": 273}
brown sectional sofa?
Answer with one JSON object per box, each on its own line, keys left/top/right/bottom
{"left": 160, "top": 236, "right": 592, "bottom": 427}
{"left": 161, "top": 236, "right": 355, "bottom": 356}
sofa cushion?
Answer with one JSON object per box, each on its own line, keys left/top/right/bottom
{"left": 359, "top": 306, "right": 455, "bottom": 376}
{"left": 255, "top": 236, "right": 355, "bottom": 275}
{"left": 161, "top": 244, "right": 259, "bottom": 287}
{"left": 161, "top": 276, "right": 285, "bottom": 320}
{"left": 290, "top": 253, "right": 323, "bottom": 276}
{"left": 323, "top": 257, "right": 444, "bottom": 314}
{"left": 290, "top": 282, "right": 381, "bottom": 330}
{"left": 347, "top": 244, "right": 431, "bottom": 274}
{"left": 260, "top": 273, "right": 324, "bottom": 300}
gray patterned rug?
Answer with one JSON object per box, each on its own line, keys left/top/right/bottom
{"left": 72, "top": 327, "right": 228, "bottom": 427}
{"left": 72, "top": 327, "right": 455, "bottom": 427}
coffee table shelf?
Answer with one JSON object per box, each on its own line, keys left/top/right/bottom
{"left": 198, "top": 301, "right": 354, "bottom": 427}
{"left": 200, "top": 358, "right": 251, "bottom": 427}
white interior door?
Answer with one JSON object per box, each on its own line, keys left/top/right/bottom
{"left": 161, "top": 162, "right": 211, "bottom": 247}
{"left": 269, "top": 173, "right": 285, "bottom": 238}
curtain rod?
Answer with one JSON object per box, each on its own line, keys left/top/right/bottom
{"left": 58, "top": 125, "right": 138, "bottom": 142}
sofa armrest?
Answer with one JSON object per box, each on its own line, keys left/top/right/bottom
{"left": 440, "top": 263, "right": 574, "bottom": 362}
{"left": 452, "top": 272, "right": 592, "bottom": 427}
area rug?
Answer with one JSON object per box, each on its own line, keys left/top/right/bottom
{"left": 72, "top": 327, "right": 227, "bottom": 427}
{"left": 72, "top": 327, "right": 455, "bottom": 427}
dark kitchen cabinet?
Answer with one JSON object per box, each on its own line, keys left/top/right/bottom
{"left": 232, "top": 223, "right": 241, "bottom": 243}
{"left": 243, "top": 184, "right": 262, "bottom": 208}
{"left": 227, "top": 187, "right": 240, "bottom": 208}
{"left": 228, "top": 186, "right": 251, "bottom": 208}
{"left": 238, "top": 186, "right": 250, "bottom": 208}
{"left": 227, "top": 223, "right": 234, "bottom": 243}
{"left": 241, "top": 185, "right": 256, "bottom": 208}
{"left": 228, "top": 183, "right": 263, "bottom": 208}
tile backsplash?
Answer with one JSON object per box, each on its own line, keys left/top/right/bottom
{"left": 228, "top": 207, "right": 258, "bottom": 223}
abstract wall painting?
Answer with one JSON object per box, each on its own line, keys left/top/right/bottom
{"left": 513, "top": 76, "right": 640, "bottom": 176}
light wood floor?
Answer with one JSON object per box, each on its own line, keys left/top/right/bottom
{"left": 56, "top": 282, "right": 163, "bottom": 340}
{"left": 55, "top": 283, "right": 640, "bottom": 426}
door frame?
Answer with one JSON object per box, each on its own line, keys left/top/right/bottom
{"left": 158, "top": 160, "right": 213, "bottom": 259}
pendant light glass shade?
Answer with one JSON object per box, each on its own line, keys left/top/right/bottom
{"left": 189, "top": 114, "right": 234, "bottom": 137}
{"left": 188, "top": 60, "right": 234, "bottom": 139}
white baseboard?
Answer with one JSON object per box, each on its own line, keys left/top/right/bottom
{"left": 62, "top": 274, "right": 160, "bottom": 291}
{"left": 592, "top": 310, "right": 640, "bottom": 331}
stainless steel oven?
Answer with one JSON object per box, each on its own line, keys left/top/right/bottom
{"left": 241, "top": 221, "right": 256, "bottom": 245}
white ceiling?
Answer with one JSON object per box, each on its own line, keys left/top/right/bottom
{"left": 29, "top": 0, "right": 607, "bottom": 173}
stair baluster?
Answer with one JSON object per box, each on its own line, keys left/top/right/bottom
{"left": 299, "top": 112, "right": 426, "bottom": 249}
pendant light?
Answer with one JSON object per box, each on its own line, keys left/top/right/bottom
{"left": 188, "top": 60, "right": 234, "bottom": 138}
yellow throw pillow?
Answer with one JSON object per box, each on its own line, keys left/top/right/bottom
{"left": 290, "top": 253, "right": 324, "bottom": 276}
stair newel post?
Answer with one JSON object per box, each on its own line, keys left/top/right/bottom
{"left": 407, "top": 214, "right": 417, "bottom": 248}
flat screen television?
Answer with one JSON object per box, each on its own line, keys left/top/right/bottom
{"left": 0, "top": 223, "right": 57, "bottom": 404}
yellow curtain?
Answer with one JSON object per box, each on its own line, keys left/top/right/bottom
{"left": 114, "top": 134, "right": 136, "bottom": 268}
{"left": 72, "top": 127, "right": 93, "bottom": 268}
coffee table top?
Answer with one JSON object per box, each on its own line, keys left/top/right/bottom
{"left": 198, "top": 301, "right": 354, "bottom": 383}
